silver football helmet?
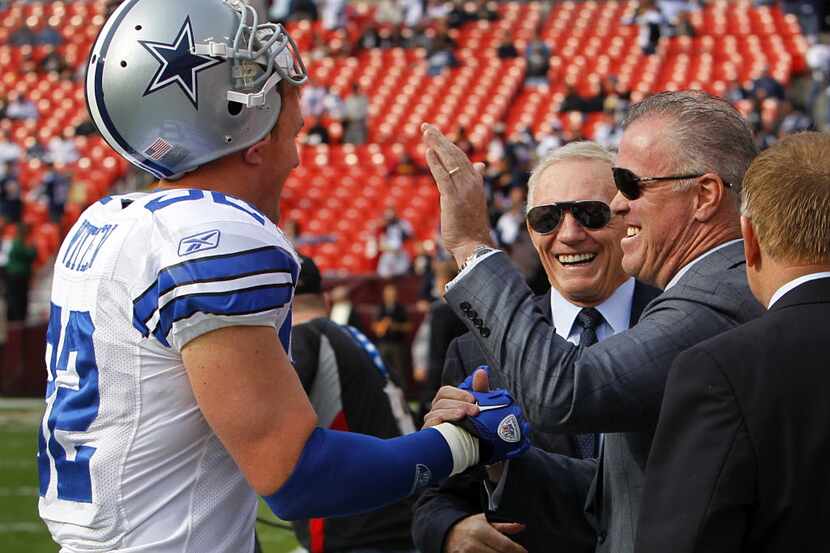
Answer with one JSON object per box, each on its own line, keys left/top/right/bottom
{"left": 86, "top": 0, "right": 307, "bottom": 180}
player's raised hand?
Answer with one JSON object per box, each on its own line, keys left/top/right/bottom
{"left": 445, "top": 514, "right": 527, "bottom": 553}
{"left": 421, "top": 123, "right": 494, "bottom": 267}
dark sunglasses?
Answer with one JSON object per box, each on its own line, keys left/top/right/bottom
{"left": 526, "top": 201, "right": 612, "bottom": 234}
{"left": 612, "top": 167, "right": 706, "bottom": 200}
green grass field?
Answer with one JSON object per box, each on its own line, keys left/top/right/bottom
{"left": 0, "top": 399, "right": 300, "bottom": 553}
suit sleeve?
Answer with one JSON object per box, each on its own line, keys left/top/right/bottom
{"left": 444, "top": 252, "right": 749, "bottom": 433}
{"left": 411, "top": 336, "right": 484, "bottom": 553}
{"left": 635, "top": 347, "right": 756, "bottom": 553}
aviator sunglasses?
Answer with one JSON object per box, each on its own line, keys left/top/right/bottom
{"left": 612, "top": 167, "right": 708, "bottom": 200}
{"left": 526, "top": 201, "right": 612, "bottom": 234}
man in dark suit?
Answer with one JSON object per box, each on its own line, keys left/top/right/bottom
{"left": 419, "top": 90, "right": 765, "bottom": 553}
{"left": 413, "top": 142, "right": 660, "bottom": 553}
{"left": 636, "top": 132, "right": 830, "bottom": 553}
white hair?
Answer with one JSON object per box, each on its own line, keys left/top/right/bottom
{"left": 526, "top": 141, "right": 615, "bottom": 212}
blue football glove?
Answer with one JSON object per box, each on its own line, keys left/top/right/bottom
{"left": 453, "top": 388, "right": 531, "bottom": 465}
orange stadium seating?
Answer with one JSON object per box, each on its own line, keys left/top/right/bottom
{"left": 0, "top": 0, "right": 808, "bottom": 274}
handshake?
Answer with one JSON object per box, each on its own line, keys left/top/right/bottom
{"left": 426, "top": 366, "right": 531, "bottom": 467}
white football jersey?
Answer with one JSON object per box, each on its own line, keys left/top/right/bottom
{"left": 37, "top": 188, "right": 299, "bottom": 553}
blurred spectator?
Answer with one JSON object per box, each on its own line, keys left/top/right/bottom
{"left": 424, "top": 259, "right": 466, "bottom": 408}
{"left": 268, "top": 0, "right": 291, "bottom": 23}
{"left": 426, "top": 0, "right": 451, "bottom": 21}
{"left": 778, "top": 99, "right": 813, "bottom": 136}
{"left": 36, "top": 25, "right": 62, "bottom": 46}
{"left": 290, "top": 0, "right": 318, "bottom": 20}
{"left": 402, "top": 0, "right": 424, "bottom": 27}
{"left": 496, "top": 30, "right": 518, "bottom": 59}
{"left": 74, "top": 117, "right": 98, "bottom": 136}
{"left": 388, "top": 152, "right": 427, "bottom": 176}
{"left": 806, "top": 35, "right": 830, "bottom": 131}
{"left": 5, "top": 222, "right": 36, "bottom": 323}
{"left": 412, "top": 240, "right": 436, "bottom": 301}
{"left": 343, "top": 84, "right": 369, "bottom": 144}
{"left": 290, "top": 256, "right": 418, "bottom": 553}
{"left": 525, "top": 32, "right": 551, "bottom": 86}
{"left": 426, "top": 26, "right": 459, "bottom": 76}
{"left": 38, "top": 45, "right": 70, "bottom": 76}
{"left": 306, "top": 116, "right": 331, "bottom": 145}
{"left": 626, "top": 0, "right": 666, "bottom": 56}
{"left": 453, "top": 126, "right": 475, "bottom": 158}
{"left": 781, "top": 0, "right": 821, "bottom": 40}
{"left": 752, "top": 66, "right": 786, "bottom": 100}
{"left": 1, "top": 172, "right": 22, "bottom": 223}
{"left": 301, "top": 83, "right": 327, "bottom": 118}
{"left": 536, "top": 121, "right": 564, "bottom": 159}
{"left": 323, "top": 87, "right": 345, "bottom": 121}
{"left": 307, "top": 31, "right": 330, "bottom": 60}
{"left": 594, "top": 112, "right": 625, "bottom": 150}
{"left": 495, "top": 186, "right": 526, "bottom": 249}
{"left": 373, "top": 283, "right": 412, "bottom": 392}
{"left": 321, "top": 0, "right": 347, "bottom": 30}
{"left": 561, "top": 85, "right": 587, "bottom": 112}
{"left": 6, "top": 92, "right": 38, "bottom": 120}
{"left": 486, "top": 124, "right": 507, "bottom": 165}
{"left": 329, "top": 285, "right": 365, "bottom": 332}
{"left": 25, "top": 137, "right": 48, "bottom": 161}
{"left": 47, "top": 129, "right": 80, "bottom": 165}
{"left": 377, "top": 208, "right": 413, "bottom": 277}
{"left": 376, "top": 0, "right": 404, "bottom": 25}
{"left": 355, "top": 23, "right": 382, "bottom": 50}
{"left": 9, "top": 24, "right": 36, "bottom": 46}
{"left": 0, "top": 131, "right": 22, "bottom": 165}
{"left": 41, "top": 164, "right": 72, "bottom": 223}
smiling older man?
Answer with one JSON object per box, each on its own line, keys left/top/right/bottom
{"left": 420, "top": 90, "right": 766, "bottom": 553}
{"left": 413, "top": 142, "right": 660, "bottom": 553}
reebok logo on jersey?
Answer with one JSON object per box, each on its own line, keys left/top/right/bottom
{"left": 410, "top": 464, "right": 433, "bottom": 494}
{"left": 497, "top": 414, "right": 521, "bottom": 443}
{"left": 178, "top": 230, "right": 221, "bottom": 256}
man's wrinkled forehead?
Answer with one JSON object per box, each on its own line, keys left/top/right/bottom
{"left": 536, "top": 159, "right": 617, "bottom": 204}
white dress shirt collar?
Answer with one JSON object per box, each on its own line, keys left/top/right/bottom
{"left": 665, "top": 239, "right": 743, "bottom": 290}
{"left": 550, "top": 277, "right": 636, "bottom": 343}
{"left": 767, "top": 272, "right": 830, "bottom": 309}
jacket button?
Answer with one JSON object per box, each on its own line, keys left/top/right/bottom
{"left": 468, "top": 310, "right": 478, "bottom": 320}
{"left": 460, "top": 302, "right": 471, "bottom": 311}
{"left": 480, "top": 327, "right": 491, "bottom": 338}
{"left": 473, "top": 318, "right": 483, "bottom": 328}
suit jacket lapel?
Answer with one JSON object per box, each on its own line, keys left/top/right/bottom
{"left": 535, "top": 289, "right": 553, "bottom": 322}
{"left": 630, "top": 281, "right": 661, "bottom": 327}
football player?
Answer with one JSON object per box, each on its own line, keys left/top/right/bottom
{"left": 36, "top": 1, "right": 529, "bottom": 552}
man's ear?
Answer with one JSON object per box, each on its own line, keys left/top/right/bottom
{"left": 741, "top": 215, "right": 762, "bottom": 270}
{"left": 242, "top": 133, "right": 272, "bottom": 166}
{"left": 693, "top": 173, "right": 728, "bottom": 222}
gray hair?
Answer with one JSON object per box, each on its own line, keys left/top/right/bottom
{"left": 622, "top": 90, "right": 758, "bottom": 198}
{"left": 526, "top": 141, "right": 614, "bottom": 212}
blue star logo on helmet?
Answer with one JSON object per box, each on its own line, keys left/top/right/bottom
{"left": 139, "top": 17, "right": 223, "bottom": 109}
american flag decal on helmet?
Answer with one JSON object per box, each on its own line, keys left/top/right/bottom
{"left": 145, "top": 138, "right": 174, "bottom": 161}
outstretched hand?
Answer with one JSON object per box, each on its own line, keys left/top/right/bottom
{"left": 421, "top": 123, "right": 495, "bottom": 267}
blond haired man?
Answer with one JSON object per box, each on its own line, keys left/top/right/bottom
{"left": 637, "top": 131, "right": 830, "bottom": 553}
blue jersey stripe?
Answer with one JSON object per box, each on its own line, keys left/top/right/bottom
{"left": 152, "top": 284, "right": 294, "bottom": 347}
{"left": 133, "top": 246, "right": 297, "bottom": 336}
